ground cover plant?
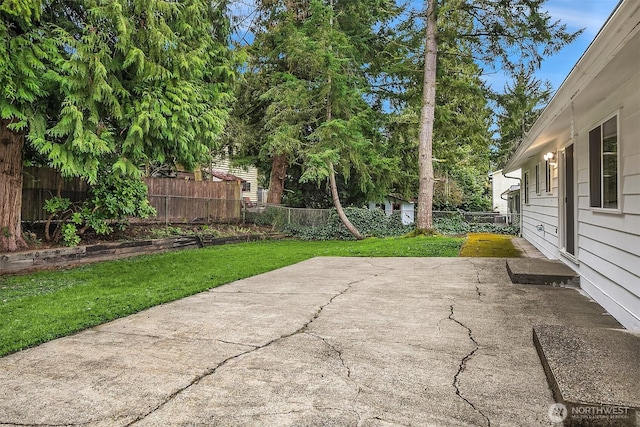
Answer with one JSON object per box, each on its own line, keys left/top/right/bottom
{"left": 459, "top": 233, "right": 521, "bottom": 257}
{"left": 283, "top": 208, "right": 412, "bottom": 240}
{"left": 433, "top": 214, "right": 519, "bottom": 236}
{"left": 0, "top": 236, "right": 462, "bottom": 356}
{"left": 253, "top": 207, "right": 518, "bottom": 240}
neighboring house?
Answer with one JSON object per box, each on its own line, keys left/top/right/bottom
{"left": 369, "top": 195, "right": 415, "bottom": 225}
{"left": 489, "top": 169, "right": 521, "bottom": 215}
{"left": 501, "top": 184, "right": 521, "bottom": 225}
{"left": 504, "top": 0, "right": 640, "bottom": 330}
{"left": 209, "top": 155, "right": 259, "bottom": 203}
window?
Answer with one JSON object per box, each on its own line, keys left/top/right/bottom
{"left": 523, "top": 171, "right": 530, "bottom": 205}
{"left": 242, "top": 181, "right": 251, "bottom": 192}
{"left": 589, "top": 115, "right": 618, "bottom": 209}
{"left": 535, "top": 164, "right": 540, "bottom": 195}
{"left": 545, "top": 160, "right": 552, "bottom": 193}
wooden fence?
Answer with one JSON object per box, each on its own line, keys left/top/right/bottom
{"left": 21, "top": 167, "right": 89, "bottom": 222}
{"left": 143, "top": 177, "right": 241, "bottom": 223}
{"left": 20, "top": 167, "right": 242, "bottom": 223}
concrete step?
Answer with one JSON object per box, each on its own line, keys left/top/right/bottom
{"left": 533, "top": 325, "right": 640, "bottom": 426}
{"left": 506, "top": 258, "right": 579, "bottom": 286}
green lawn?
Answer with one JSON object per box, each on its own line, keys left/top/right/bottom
{"left": 0, "top": 236, "right": 463, "bottom": 357}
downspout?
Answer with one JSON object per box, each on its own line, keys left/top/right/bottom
{"left": 503, "top": 171, "right": 523, "bottom": 237}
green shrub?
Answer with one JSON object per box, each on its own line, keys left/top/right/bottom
{"left": 433, "top": 213, "right": 519, "bottom": 236}
{"left": 284, "top": 207, "right": 413, "bottom": 240}
{"left": 433, "top": 214, "right": 470, "bottom": 235}
{"left": 43, "top": 173, "right": 156, "bottom": 246}
{"left": 468, "top": 223, "right": 519, "bottom": 235}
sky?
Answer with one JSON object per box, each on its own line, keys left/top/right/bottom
{"left": 487, "top": 0, "right": 621, "bottom": 94}
{"left": 230, "top": 0, "right": 622, "bottom": 95}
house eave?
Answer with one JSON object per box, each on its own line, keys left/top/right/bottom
{"left": 504, "top": 0, "right": 640, "bottom": 173}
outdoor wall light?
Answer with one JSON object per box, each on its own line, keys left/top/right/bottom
{"left": 543, "top": 151, "right": 557, "bottom": 166}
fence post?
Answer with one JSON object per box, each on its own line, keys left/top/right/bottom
{"left": 288, "top": 207, "right": 291, "bottom": 225}
{"left": 206, "top": 199, "right": 210, "bottom": 223}
{"left": 165, "top": 196, "right": 169, "bottom": 227}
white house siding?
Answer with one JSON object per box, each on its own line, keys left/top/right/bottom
{"left": 211, "top": 157, "right": 259, "bottom": 203}
{"left": 518, "top": 65, "right": 640, "bottom": 329}
{"left": 520, "top": 161, "right": 559, "bottom": 259}
{"left": 506, "top": 0, "right": 640, "bottom": 330}
{"left": 572, "top": 72, "right": 640, "bottom": 330}
{"left": 490, "top": 169, "right": 521, "bottom": 215}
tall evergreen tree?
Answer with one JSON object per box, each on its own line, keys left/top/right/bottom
{"left": 415, "top": 0, "right": 581, "bottom": 230}
{"left": 493, "top": 68, "right": 552, "bottom": 169}
{"left": 0, "top": 0, "right": 235, "bottom": 252}
{"left": 231, "top": 0, "right": 398, "bottom": 238}
{"left": 380, "top": 1, "right": 493, "bottom": 210}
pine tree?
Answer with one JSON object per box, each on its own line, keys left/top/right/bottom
{"left": 379, "top": 1, "right": 493, "bottom": 210}
{"left": 231, "top": 0, "right": 398, "bottom": 238}
{"left": 0, "top": 0, "right": 235, "bottom": 252}
{"left": 415, "top": 0, "right": 581, "bottom": 230}
{"left": 493, "top": 68, "right": 552, "bottom": 169}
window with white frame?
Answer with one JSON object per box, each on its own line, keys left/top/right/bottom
{"left": 545, "top": 160, "right": 552, "bottom": 193}
{"left": 523, "top": 171, "right": 530, "bottom": 205}
{"left": 535, "top": 164, "right": 540, "bottom": 195}
{"left": 589, "top": 115, "right": 618, "bottom": 209}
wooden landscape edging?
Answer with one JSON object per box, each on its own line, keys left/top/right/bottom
{"left": 0, "top": 234, "right": 277, "bottom": 275}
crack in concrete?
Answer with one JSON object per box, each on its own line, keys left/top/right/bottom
{"left": 92, "top": 329, "right": 164, "bottom": 340}
{"left": 95, "top": 330, "right": 243, "bottom": 348}
{"left": 366, "top": 415, "right": 411, "bottom": 426}
{"left": 216, "top": 339, "right": 259, "bottom": 349}
{"left": 435, "top": 308, "right": 449, "bottom": 337}
{"left": 475, "top": 283, "right": 483, "bottom": 302}
{"left": 448, "top": 304, "right": 490, "bottom": 427}
{"left": 463, "top": 259, "right": 484, "bottom": 301}
{"left": 123, "top": 279, "right": 362, "bottom": 426}
{"left": 305, "top": 332, "right": 362, "bottom": 424}
{"left": 363, "top": 258, "right": 394, "bottom": 276}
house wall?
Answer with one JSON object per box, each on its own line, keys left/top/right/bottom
{"left": 520, "top": 71, "right": 640, "bottom": 330}
{"left": 573, "top": 72, "right": 640, "bottom": 330}
{"left": 490, "top": 170, "right": 520, "bottom": 215}
{"left": 520, "top": 160, "right": 560, "bottom": 259}
{"left": 211, "top": 157, "right": 259, "bottom": 202}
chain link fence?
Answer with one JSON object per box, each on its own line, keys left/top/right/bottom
{"left": 245, "top": 204, "right": 331, "bottom": 228}
{"left": 245, "top": 205, "right": 519, "bottom": 229}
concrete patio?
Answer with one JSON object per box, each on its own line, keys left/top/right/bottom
{"left": 0, "top": 256, "right": 629, "bottom": 426}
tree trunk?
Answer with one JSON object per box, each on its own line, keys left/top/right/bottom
{"left": 329, "top": 163, "right": 363, "bottom": 240}
{"left": 324, "top": 9, "right": 362, "bottom": 242}
{"left": 0, "top": 120, "right": 27, "bottom": 252}
{"left": 416, "top": 0, "right": 437, "bottom": 230}
{"left": 267, "top": 153, "right": 288, "bottom": 204}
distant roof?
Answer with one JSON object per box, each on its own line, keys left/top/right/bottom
{"left": 504, "top": 0, "right": 636, "bottom": 173}
{"left": 501, "top": 185, "right": 521, "bottom": 197}
{"left": 211, "top": 170, "right": 245, "bottom": 182}
{"left": 388, "top": 193, "right": 416, "bottom": 203}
